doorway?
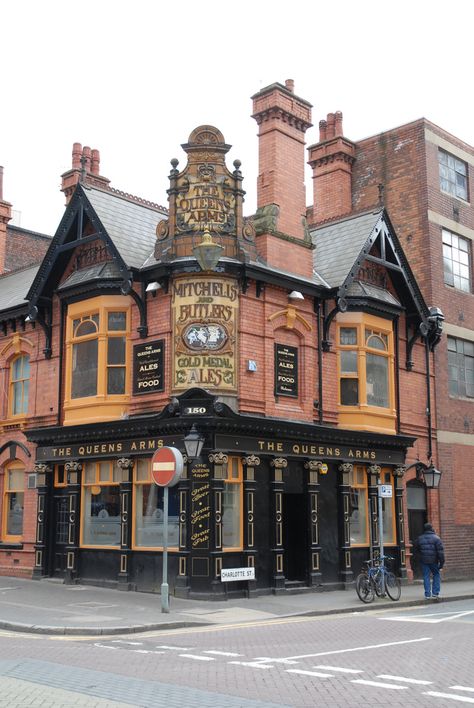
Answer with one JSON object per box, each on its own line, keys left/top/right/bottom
{"left": 283, "top": 493, "right": 307, "bottom": 581}
{"left": 407, "top": 480, "right": 427, "bottom": 579}
{"left": 50, "top": 492, "right": 69, "bottom": 577}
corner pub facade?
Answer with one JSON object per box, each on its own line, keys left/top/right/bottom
{"left": 0, "top": 80, "right": 444, "bottom": 598}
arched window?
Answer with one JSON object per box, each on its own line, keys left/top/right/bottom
{"left": 2, "top": 462, "right": 25, "bottom": 541}
{"left": 10, "top": 354, "right": 30, "bottom": 416}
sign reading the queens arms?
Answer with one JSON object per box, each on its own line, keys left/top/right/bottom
{"left": 172, "top": 275, "right": 238, "bottom": 392}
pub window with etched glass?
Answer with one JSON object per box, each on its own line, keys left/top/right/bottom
{"left": 2, "top": 463, "right": 25, "bottom": 541}
{"left": 349, "top": 466, "right": 369, "bottom": 545}
{"left": 222, "top": 457, "right": 243, "bottom": 550}
{"left": 133, "top": 459, "right": 180, "bottom": 549}
{"left": 81, "top": 461, "right": 124, "bottom": 547}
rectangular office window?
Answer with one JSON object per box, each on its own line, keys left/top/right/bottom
{"left": 439, "top": 149, "right": 468, "bottom": 200}
{"left": 448, "top": 336, "right": 474, "bottom": 398}
{"left": 443, "top": 229, "right": 471, "bottom": 292}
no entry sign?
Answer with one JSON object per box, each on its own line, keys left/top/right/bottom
{"left": 151, "top": 447, "right": 183, "bottom": 487}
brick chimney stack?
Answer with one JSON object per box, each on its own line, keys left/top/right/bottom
{"left": 0, "top": 166, "right": 13, "bottom": 274}
{"left": 307, "top": 111, "right": 356, "bottom": 223}
{"left": 61, "top": 143, "right": 110, "bottom": 204}
{"left": 251, "top": 80, "right": 314, "bottom": 277}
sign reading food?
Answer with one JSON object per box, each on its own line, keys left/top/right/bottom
{"left": 172, "top": 276, "right": 238, "bottom": 392}
{"left": 133, "top": 340, "right": 165, "bottom": 395}
{"left": 275, "top": 343, "right": 298, "bottom": 397}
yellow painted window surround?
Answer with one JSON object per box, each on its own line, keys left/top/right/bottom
{"left": 349, "top": 465, "right": 369, "bottom": 546}
{"left": 80, "top": 460, "right": 125, "bottom": 548}
{"left": 337, "top": 312, "right": 396, "bottom": 434}
{"left": 64, "top": 296, "right": 131, "bottom": 425}
{"left": 2, "top": 462, "right": 25, "bottom": 542}
{"left": 222, "top": 456, "right": 243, "bottom": 551}
{"left": 349, "top": 466, "right": 396, "bottom": 547}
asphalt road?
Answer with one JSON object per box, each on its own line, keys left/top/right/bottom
{"left": 1, "top": 598, "right": 474, "bottom": 706}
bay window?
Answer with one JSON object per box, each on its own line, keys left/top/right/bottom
{"left": 337, "top": 313, "right": 395, "bottom": 433}
{"left": 64, "top": 296, "right": 130, "bottom": 424}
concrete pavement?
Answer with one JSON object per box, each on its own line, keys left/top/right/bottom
{"left": 0, "top": 575, "right": 472, "bottom": 636}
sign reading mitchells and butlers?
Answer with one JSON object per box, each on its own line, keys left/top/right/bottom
{"left": 172, "top": 275, "right": 238, "bottom": 392}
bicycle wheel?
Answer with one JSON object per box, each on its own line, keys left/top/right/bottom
{"left": 385, "top": 572, "right": 401, "bottom": 601}
{"left": 356, "top": 573, "right": 375, "bottom": 603}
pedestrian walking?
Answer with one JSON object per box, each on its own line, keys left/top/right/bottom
{"left": 414, "top": 522, "right": 445, "bottom": 599}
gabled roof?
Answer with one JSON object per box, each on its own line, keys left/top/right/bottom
{"left": 311, "top": 208, "right": 429, "bottom": 319}
{"left": 27, "top": 184, "right": 167, "bottom": 305}
{"left": 312, "top": 210, "right": 383, "bottom": 289}
{"left": 85, "top": 186, "right": 167, "bottom": 269}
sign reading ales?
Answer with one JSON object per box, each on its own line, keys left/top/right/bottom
{"left": 275, "top": 343, "right": 298, "bottom": 397}
{"left": 172, "top": 275, "right": 238, "bottom": 392}
{"left": 133, "top": 340, "right": 164, "bottom": 394}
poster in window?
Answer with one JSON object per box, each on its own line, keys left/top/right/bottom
{"left": 274, "top": 344, "right": 298, "bottom": 397}
{"left": 133, "top": 340, "right": 165, "bottom": 395}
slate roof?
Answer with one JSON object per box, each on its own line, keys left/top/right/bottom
{"left": 345, "top": 280, "right": 401, "bottom": 307}
{"left": 0, "top": 265, "right": 39, "bottom": 312}
{"left": 57, "top": 262, "right": 123, "bottom": 291}
{"left": 84, "top": 186, "right": 167, "bottom": 270}
{"left": 312, "top": 209, "right": 384, "bottom": 289}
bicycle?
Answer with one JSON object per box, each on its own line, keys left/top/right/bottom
{"left": 355, "top": 555, "right": 401, "bottom": 603}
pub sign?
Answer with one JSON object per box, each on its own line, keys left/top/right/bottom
{"left": 133, "top": 340, "right": 165, "bottom": 395}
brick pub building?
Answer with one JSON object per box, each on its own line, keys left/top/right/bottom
{"left": 0, "top": 81, "right": 447, "bottom": 596}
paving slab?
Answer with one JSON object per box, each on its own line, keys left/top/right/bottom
{"left": 0, "top": 575, "right": 472, "bottom": 635}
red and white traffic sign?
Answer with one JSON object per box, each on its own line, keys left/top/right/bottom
{"left": 151, "top": 447, "right": 184, "bottom": 487}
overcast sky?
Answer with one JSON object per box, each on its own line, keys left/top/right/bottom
{"left": 1, "top": 0, "right": 472, "bottom": 235}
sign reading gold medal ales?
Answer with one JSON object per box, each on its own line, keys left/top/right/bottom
{"left": 172, "top": 275, "right": 238, "bottom": 392}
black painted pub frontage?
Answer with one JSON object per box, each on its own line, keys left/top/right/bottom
{"left": 29, "top": 388, "right": 411, "bottom": 598}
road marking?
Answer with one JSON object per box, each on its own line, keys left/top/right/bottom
{"left": 352, "top": 679, "right": 407, "bottom": 690}
{"left": 131, "top": 649, "right": 165, "bottom": 655}
{"left": 93, "top": 643, "right": 118, "bottom": 650}
{"left": 156, "top": 645, "right": 191, "bottom": 650}
{"left": 287, "top": 669, "right": 334, "bottom": 678}
{"left": 179, "top": 653, "right": 215, "bottom": 661}
{"left": 203, "top": 650, "right": 242, "bottom": 657}
{"left": 377, "top": 674, "right": 432, "bottom": 685}
{"left": 111, "top": 640, "right": 143, "bottom": 645}
{"left": 451, "top": 687, "right": 474, "bottom": 694}
{"left": 381, "top": 610, "right": 474, "bottom": 624}
{"left": 315, "top": 665, "right": 363, "bottom": 673}
{"left": 284, "top": 636, "right": 431, "bottom": 660}
{"left": 229, "top": 661, "right": 273, "bottom": 669}
{"left": 253, "top": 657, "right": 299, "bottom": 665}
{"left": 424, "top": 691, "right": 474, "bottom": 703}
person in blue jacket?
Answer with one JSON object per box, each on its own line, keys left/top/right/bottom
{"left": 414, "top": 523, "right": 445, "bottom": 599}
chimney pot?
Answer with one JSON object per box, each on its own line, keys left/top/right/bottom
{"left": 91, "top": 149, "right": 100, "bottom": 175}
{"left": 72, "top": 143, "right": 82, "bottom": 169}
{"left": 319, "top": 120, "right": 327, "bottom": 142}
{"left": 0, "top": 166, "right": 3, "bottom": 201}
{"left": 285, "top": 79, "right": 295, "bottom": 93}
{"left": 82, "top": 146, "right": 92, "bottom": 173}
{"left": 327, "top": 113, "right": 336, "bottom": 139}
{"left": 335, "top": 111, "right": 343, "bottom": 137}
